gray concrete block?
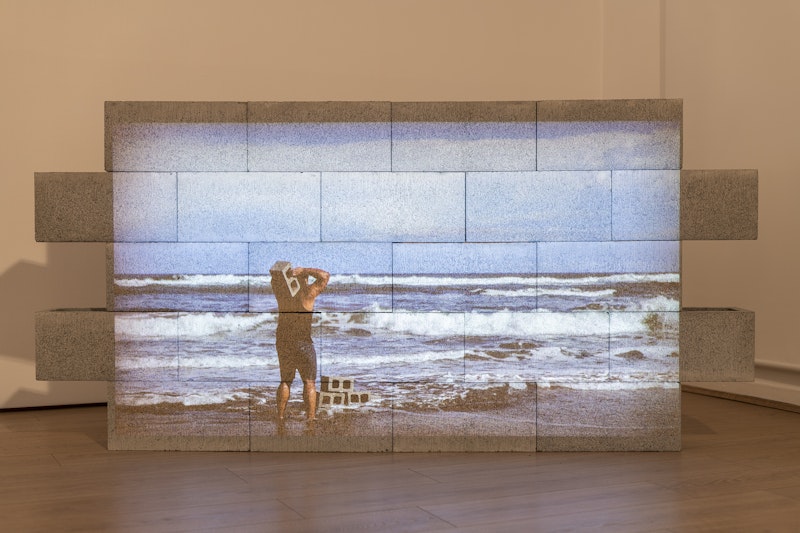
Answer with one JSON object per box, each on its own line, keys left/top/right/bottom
{"left": 680, "top": 308, "right": 755, "bottom": 382}
{"left": 249, "top": 242, "right": 393, "bottom": 312}
{"left": 34, "top": 173, "right": 112, "bottom": 242}
{"left": 610, "top": 312, "right": 679, "bottom": 382}
{"left": 391, "top": 101, "right": 536, "bottom": 171}
{"left": 317, "top": 312, "right": 465, "bottom": 382}
{"left": 392, "top": 243, "right": 537, "bottom": 312}
{"left": 110, "top": 243, "right": 249, "bottom": 312}
{"left": 537, "top": 99, "right": 682, "bottom": 170}
{"left": 391, "top": 382, "right": 536, "bottom": 452}
{"left": 113, "top": 172, "right": 177, "bottom": 242}
{"left": 109, "top": 380, "right": 251, "bottom": 450}
{"left": 465, "top": 312, "right": 610, "bottom": 382}
{"left": 321, "top": 172, "right": 465, "bottom": 242}
{"left": 248, "top": 101, "right": 391, "bottom": 171}
{"left": 538, "top": 241, "right": 680, "bottom": 276}
{"left": 35, "top": 310, "right": 114, "bottom": 381}
{"left": 536, "top": 383, "right": 681, "bottom": 451}
{"left": 612, "top": 170, "right": 680, "bottom": 240}
{"left": 115, "top": 313, "right": 179, "bottom": 381}
{"left": 466, "top": 171, "right": 611, "bottom": 242}
{"left": 680, "top": 170, "right": 758, "bottom": 240}
{"left": 177, "top": 172, "right": 320, "bottom": 242}
{"left": 105, "top": 101, "right": 247, "bottom": 171}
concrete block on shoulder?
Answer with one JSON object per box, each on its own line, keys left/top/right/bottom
{"left": 680, "top": 307, "right": 755, "bottom": 382}
{"left": 680, "top": 170, "right": 758, "bottom": 240}
{"left": 35, "top": 173, "right": 112, "bottom": 242}
{"left": 35, "top": 309, "right": 114, "bottom": 381}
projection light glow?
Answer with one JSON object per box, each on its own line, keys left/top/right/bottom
{"left": 35, "top": 99, "right": 765, "bottom": 452}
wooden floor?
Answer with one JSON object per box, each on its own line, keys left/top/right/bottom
{"left": 2, "top": 392, "right": 800, "bottom": 532}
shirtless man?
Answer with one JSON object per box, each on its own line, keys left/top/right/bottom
{"left": 270, "top": 262, "right": 330, "bottom": 423}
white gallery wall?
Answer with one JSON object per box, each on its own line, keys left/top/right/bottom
{"left": 1, "top": 0, "right": 797, "bottom": 408}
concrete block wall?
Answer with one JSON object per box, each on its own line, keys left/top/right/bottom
{"left": 36, "top": 100, "right": 757, "bottom": 452}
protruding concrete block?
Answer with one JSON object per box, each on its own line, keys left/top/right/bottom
{"left": 105, "top": 101, "right": 247, "bottom": 171}
{"left": 680, "top": 170, "right": 758, "bottom": 240}
{"left": 680, "top": 308, "right": 755, "bottom": 382}
{"left": 177, "top": 172, "right": 320, "bottom": 242}
{"left": 35, "top": 310, "right": 114, "bottom": 381}
{"left": 612, "top": 170, "right": 680, "bottom": 240}
{"left": 113, "top": 172, "right": 177, "bottom": 242}
{"left": 248, "top": 101, "right": 391, "bottom": 171}
{"left": 34, "top": 173, "right": 112, "bottom": 242}
{"left": 321, "top": 376, "right": 354, "bottom": 393}
{"left": 321, "top": 172, "right": 465, "bottom": 242}
{"left": 466, "top": 171, "right": 611, "bottom": 242}
{"left": 537, "top": 99, "right": 682, "bottom": 170}
{"left": 391, "top": 382, "right": 537, "bottom": 452}
{"left": 392, "top": 101, "right": 537, "bottom": 171}
{"left": 536, "top": 383, "right": 681, "bottom": 451}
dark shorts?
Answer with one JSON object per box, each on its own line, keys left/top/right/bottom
{"left": 276, "top": 340, "right": 317, "bottom": 384}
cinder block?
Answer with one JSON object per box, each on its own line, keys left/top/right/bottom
{"left": 113, "top": 172, "right": 177, "bottom": 242}
{"left": 115, "top": 313, "right": 179, "bottom": 381}
{"left": 110, "top": 243, "right": 249, "bottom": 312}
{"left": 466, "top": 171, "right": 611, "bottom": 242}
{"left": 248, "top": 101, "right": 391, "bottom": 171}
{"left": 317, "top": 313, "right": 465, "bottom": 382}
{"left": 105, "top": 101, "right": 247, "bottom": 171}
{"left": 537, "top": 99, "right": 682, "bottom": 170}
{"left": 536, "top": 383, "right": 681, "bottom": 451}
{"left": 321, "top": 376, "right": 354, "bottom": 393}
{"left": 612, "top": 170, "right": 680, "bottom": 240}
{"left": 34, "top": 173, "right": 112, "bottom": 242}
{"left": 680, "top": 307, "right": 755, "bottom": 382}
{"left": 391, "top": 382, "right": 536, "bottom": 452}
{"left": 108, "top": 380, "right": 251, "bottom": 451}
{"left": 465, "top": 312, "right": 610, "bottom": 382}
{"left": 680, "top": 169, "right": 758, "bottom": 240}
{"left": 348, "top": 392, "right": 370, "bottom": 404}
{"left": 35, "top": 310, "right": 114, "bottom": 381}
{"left": 321, "top": 172, "right": 465, "bottom": 242}
{"left": 392, "top": 243, "right": 537, "bottom": 312}
{"left": 319, "top": 391, "right": 346, "bottom": 406}
{"left": 391, "top": 101, "right": 537, "bottom": 171}
{"left": 609, "top": 312, "right": 679, "bottom": 382}
{"left": 249, "top": 242, "right": 393, "bottom": 312}
{"left": 177, "top": 172, "right": 320, "bottom": 242}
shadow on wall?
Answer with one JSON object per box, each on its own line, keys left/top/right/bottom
{"left": 0, "top": 242, "right": 106, "bottom": 406}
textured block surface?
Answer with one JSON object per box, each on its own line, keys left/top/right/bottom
{"left": 537, "top": 99, "right": 682, "bottom": 170}
{"left": 536, "top": 383, "right": 681, "bottom": 451}
{"left": 321, "top": 172, "right": 466, "bottom": 241}
{"left": 391, "top": 382, "right": 536, "bottom": 452}
{"left": 113, "top": 172, "right": 177, "bottom": 242}
{"left": 248, "top": 101, "right": 391, "bottom": 171}
{"left": 680, "top": 170, "right": 758, "bottom": 240}
{"left": 391, "top": 101, "right": 536, "bottom": 171}
{"left": 680, "top": 308, "right": 755, "bottom": 381}
{"left": 466, "top": 171, "right": 611, "bottom": 241}
{"left": 177, "top": 172, "right": 320, "bottom": 242}
{"left": 35, "top": 310, "right": 114, "bottom": 381}
{"left": 105, "top": 101, "right": 247, "bottom": 171}
{"left": 249, "top": 242, "right": 392, "bottom": 312}
{"left": 35, "top": 173, "right": 112, "bottom": 242}
{"left": 612, "top": 170, "right": 680, "bottom": 240}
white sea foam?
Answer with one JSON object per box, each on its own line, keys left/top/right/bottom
{"left": 464, "top": 312, "right": 610, "bottom": 337}
{"left": 116, "top": 274, "right": 247, "bottom": 288}
{"left": 115, "top": 314, "right": 178, "bottom": 340}
{"left": 177, "top": 313, "right": 274, "bottom": 338}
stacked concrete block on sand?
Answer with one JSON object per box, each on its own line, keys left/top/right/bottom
{"left": 391, "top": 101, "right": 536, "bottom": 171}
{"left": 680, "top": 308, "right": 755, "bottom": 382}
{"left": 680, "top": 169, "right": 758, "bottom": 240}
{"left": 105, "top": 101, "right": 248, "bottom": 172}
{"left": 248, "top": 101, "right": 391, "bottom": 172}
{"left": 34, "top": 173, "right": 112, "bottom": 242}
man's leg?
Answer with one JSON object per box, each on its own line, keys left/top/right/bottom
{"left": 303, "top": 379, "right": 317, "bottom": 421}
{"left": 277, "top": 381, "right": 291, "bottom": 420}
